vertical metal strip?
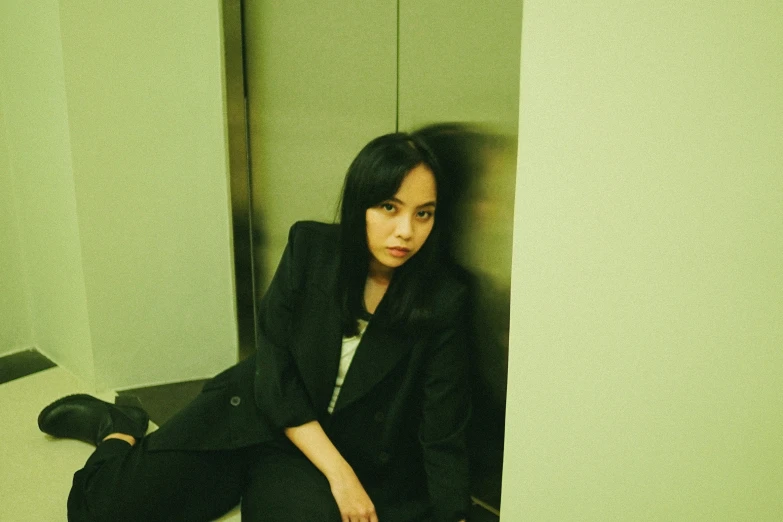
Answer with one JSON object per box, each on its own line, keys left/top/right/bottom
{"left": 238, "top": 0, "right": 260, "bottom": 361}
{"left": 221, "top": 0, "right": 257, "bottom": 360}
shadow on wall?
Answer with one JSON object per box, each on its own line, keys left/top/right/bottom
{"left": 414, "top": 123, "right": 515, "bottom": 507}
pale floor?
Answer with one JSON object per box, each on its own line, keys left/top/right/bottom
{"left": 0, "top": 366, "right": 240, "bottom": 521}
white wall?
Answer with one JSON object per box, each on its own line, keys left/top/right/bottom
{"left": 503, "top": 1, "right": 783, "bottom": 520}
{"left": 0, "top": 0, "right": 94, "bottom": 378}
{"left": 0, "top": 94, "right": 34, "bottom": 358}
{"left": 0, "top": 0, "right": 237, "bottom": 389}
{"left": 58, "top": 2, "right": 238, "bottom": 389}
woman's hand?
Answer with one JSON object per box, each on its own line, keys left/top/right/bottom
{"left": 328, "top": 467, "right": 378, "bottom": 522}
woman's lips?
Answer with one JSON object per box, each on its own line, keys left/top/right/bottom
{"left": 387, "top": 247, "right": 411, "bottom": 258}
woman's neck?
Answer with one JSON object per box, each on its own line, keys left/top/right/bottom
{"left": 363, "top": 277, "right": 388, "bottom": 314}
{"left": 367, "top": 258, "right": 394, "bottom": 285}
{"left": 364, "top": 260, "right": 393, "bottom": 314}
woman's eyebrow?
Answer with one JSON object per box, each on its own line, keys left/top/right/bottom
{"left": 387, "top": 196, "right": 436, "bottom": 208}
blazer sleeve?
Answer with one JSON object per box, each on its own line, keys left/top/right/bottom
{"left": 253, "top": 223, "right": 318, "bottom": 430}
{"left": 418, "top": 284, "right": 472, "bottom": 522}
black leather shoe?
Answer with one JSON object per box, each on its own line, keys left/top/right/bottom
{"left": 38, "top": 394, "right": 149, "bottom": 446}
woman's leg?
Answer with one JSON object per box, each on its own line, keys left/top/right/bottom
{"left": 239, "top": 443, "right": 433, "bottom": 522}
{"left": 68, "top": 436, "right": 252, "bottom": 522}
{"left": 240, "top": 444, "right": 341, "bottom": 522}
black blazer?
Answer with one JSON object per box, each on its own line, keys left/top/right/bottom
{"left": 148, "top": 221, "right": 471, "bottom": 521}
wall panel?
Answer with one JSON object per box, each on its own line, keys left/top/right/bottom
{"left": 243, "top": 1, "right": 398, "bottom": 287}
{"left": 398, "top": 0, "right": 522, "bottom": 135}
{"left": 505, "top": 1, "right": 783, "bottom": 519}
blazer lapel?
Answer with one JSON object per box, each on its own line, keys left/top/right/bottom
{"left": 304, "top": 299, "right": 343, "bottom": 415}
{"left": 330, "top": 311, "right": 415, "bottom": 414}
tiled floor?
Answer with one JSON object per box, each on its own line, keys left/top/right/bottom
{"left": 1, "top": 349, "right": 500, "bottom": 521}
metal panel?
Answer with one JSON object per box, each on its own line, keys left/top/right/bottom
{"left": 242, "top": 1, "right": 398, "bottom": 295}
{"left": 222, "top": 0, "right": 255, "bottom": 358}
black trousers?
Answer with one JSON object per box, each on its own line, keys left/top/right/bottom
{"left": 68, "top": 433, "right": 431, "bottom": 522}
{"left": 67, "top": 436, "right": 342, "bottom": 522}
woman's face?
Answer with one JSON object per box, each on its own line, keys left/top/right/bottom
{"left": 365, "top": 163, "right": 437, "bottom": 277}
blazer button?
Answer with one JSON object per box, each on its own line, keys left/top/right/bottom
{"left": 229, "top": 396, "right": 241, "bottom": 406}
{"left": 378, "top": 451, "right": 390, "bottom": 464}
{"left": 374, "top": 411, "right": 385, "bottom": 423}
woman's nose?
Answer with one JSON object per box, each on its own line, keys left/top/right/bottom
{"left": 395, "top": 216, "right": 413, "bottom": 239}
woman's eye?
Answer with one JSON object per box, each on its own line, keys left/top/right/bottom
{"left": 417, "top": 210, "right": 434, "bottom": 219}
{"left": 381, "top": 203, "right": 395, "bottom": 212}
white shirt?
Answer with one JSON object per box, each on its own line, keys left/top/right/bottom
{"left": 327, "top": 319, "right": 368, "bottom": 413}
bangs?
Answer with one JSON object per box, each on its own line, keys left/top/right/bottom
{"left": 356, "top": 145, "right": 425, "bottom": 209}
{"left": 361, "top": 165, "right": 410, "bottom": 208}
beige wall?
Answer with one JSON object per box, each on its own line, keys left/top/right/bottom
{"left": 0, "top": 0, "right": 237, "bottom": 389}
{"left": 503, "top": 1, "right": 783, "bottom": 520}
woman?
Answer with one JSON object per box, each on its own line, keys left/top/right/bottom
{"left": 38, "top": 132, "right": 471, "bottom": 522}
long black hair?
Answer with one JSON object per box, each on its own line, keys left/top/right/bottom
{"left": 337, "top": 132, "right": 451, "bottom": 336}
